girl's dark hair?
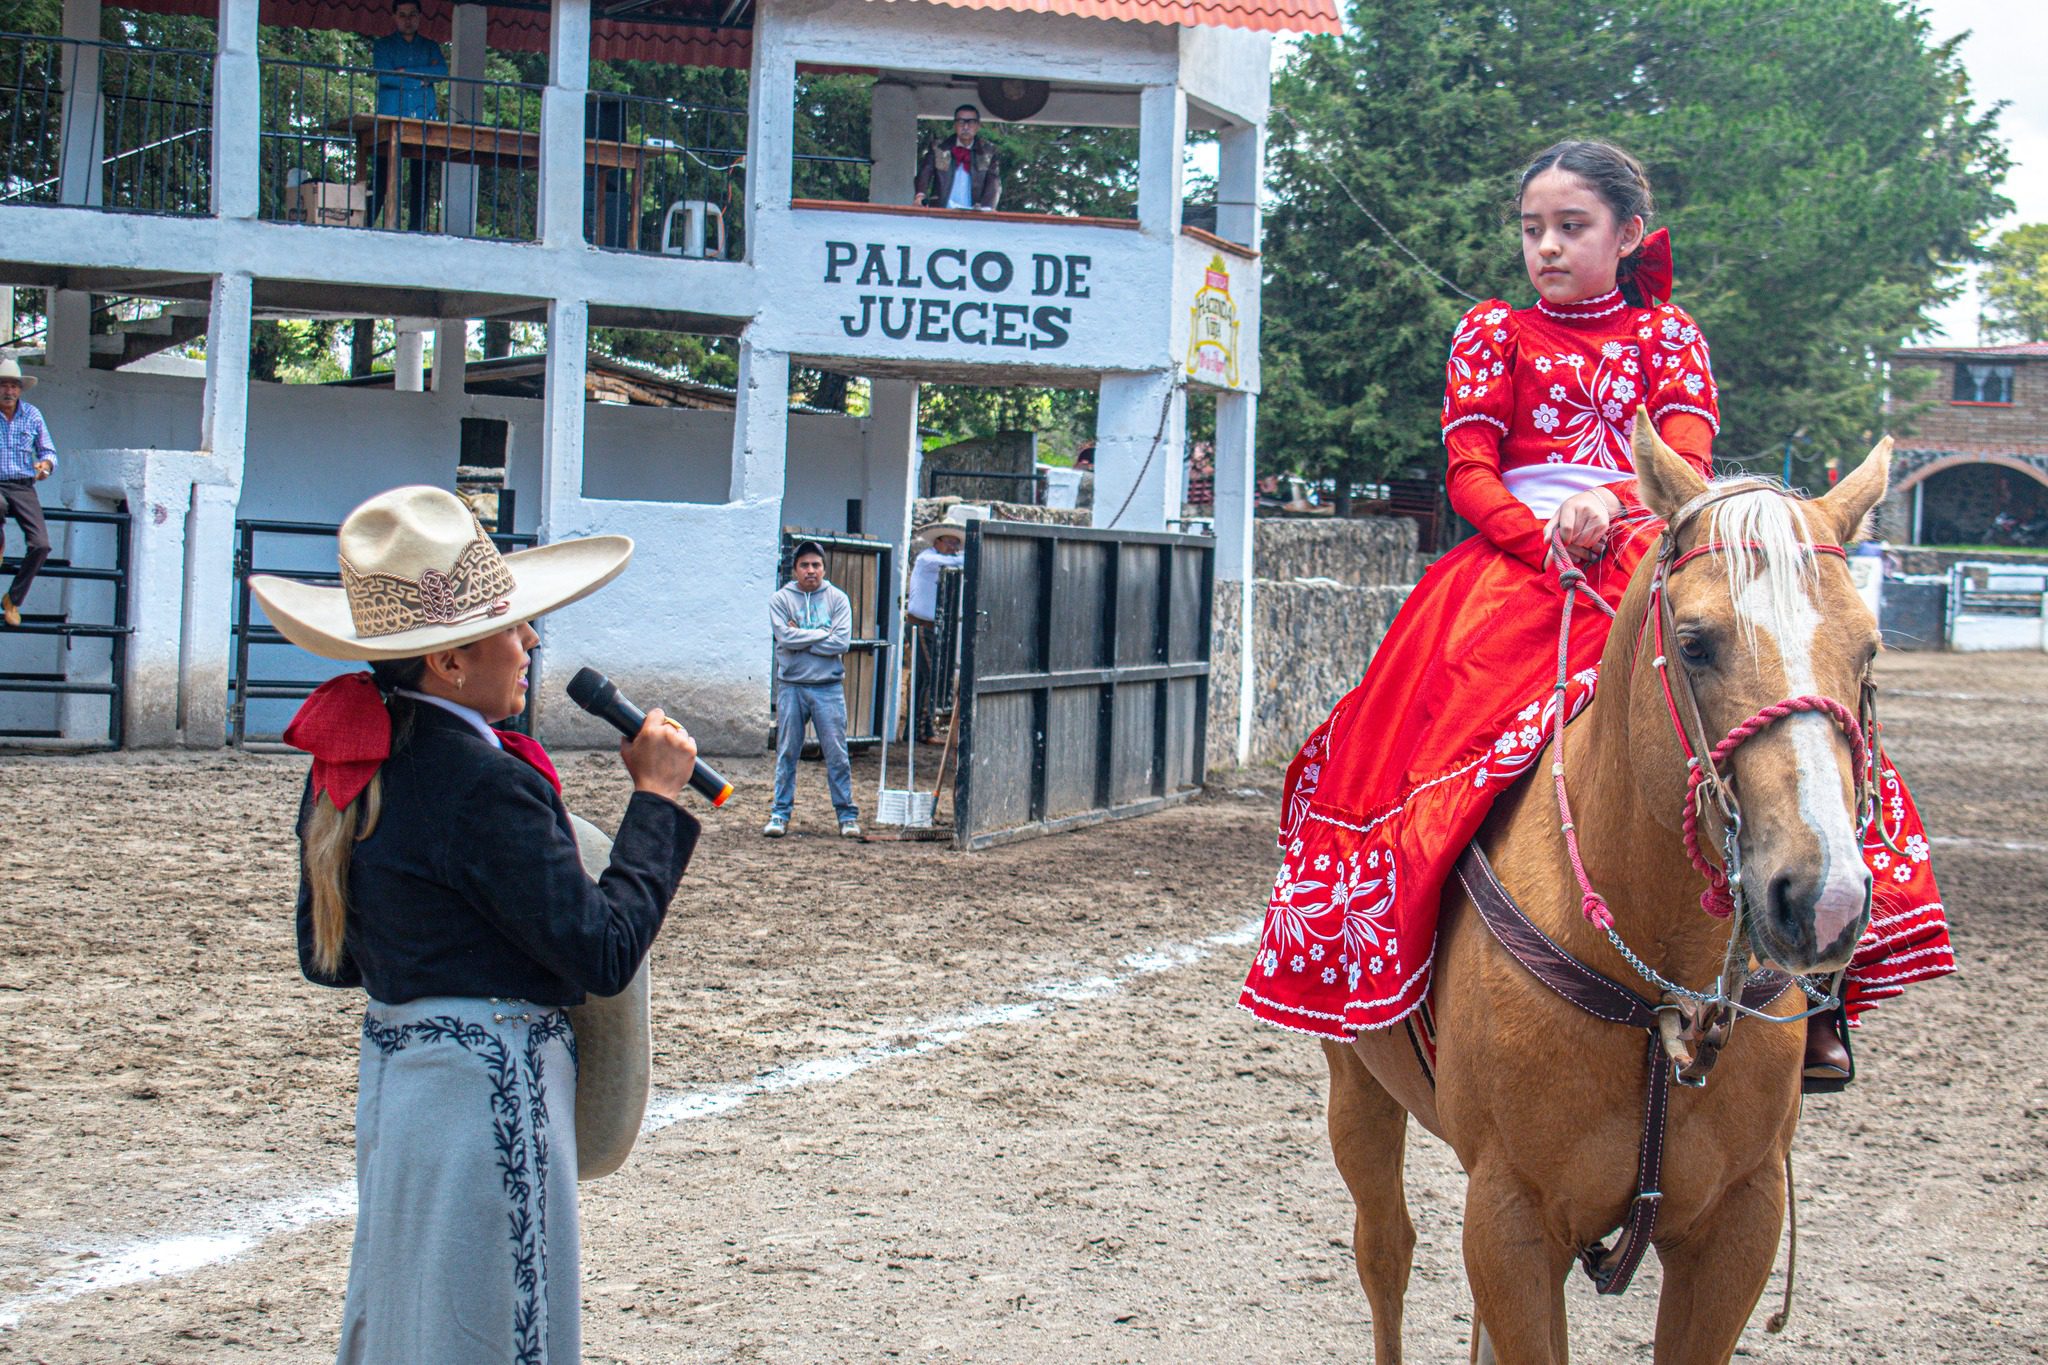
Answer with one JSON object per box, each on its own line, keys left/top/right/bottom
{"left": 1519, "top": 140, "right": 1657, "bottom": 305}
{"left": 369, "top": 655, "right": 428, "bottom": 694}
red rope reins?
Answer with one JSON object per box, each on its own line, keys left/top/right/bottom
{"left": 1546, "top": 532, "right": 1867, "bottom": 925}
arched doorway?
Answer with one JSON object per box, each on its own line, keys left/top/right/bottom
{"left": 1896, "top": 455, "right": 2048, "bottom": 546}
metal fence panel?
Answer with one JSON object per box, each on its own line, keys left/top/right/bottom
{"left": 0, "top": 505, "right": 131, "bottom": 748}
{"left": 953, "top": 521, "right": 1212, "bottom": 850}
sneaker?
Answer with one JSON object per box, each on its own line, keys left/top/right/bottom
{"left": 761, "top": 816, "right": 788, "bottom": 838}
{"left": 838, "top": 821, "right": 862, "bottom": 839}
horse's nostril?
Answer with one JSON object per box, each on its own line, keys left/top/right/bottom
{"left": 1766, "top": 872, "right": 1808, "bottom": 950}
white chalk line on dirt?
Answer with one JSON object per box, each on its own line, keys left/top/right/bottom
{"left": 0, "top": 917, "right": 1263, "bottom": 1330}
{"left": 1931, "top": 834, "right": 2048, "bottom": 855}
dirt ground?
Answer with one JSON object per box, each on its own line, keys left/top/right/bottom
{"left": 0, "top": 650, "right": 2043, "bottom": 1362}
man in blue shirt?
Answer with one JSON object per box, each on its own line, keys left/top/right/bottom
{"left": 369, "top": 0, "right": 446, "bottom": 231}
{"left": 0, "top": 357, "right": 56, "bottom": 629}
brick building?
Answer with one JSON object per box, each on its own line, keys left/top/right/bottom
{"left": 1886, "top": 341, "right": 2048, "bottom": 545}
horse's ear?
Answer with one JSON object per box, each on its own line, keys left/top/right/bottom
{"left": 1631, "top": 407, "right": 1708, "bottom": 520}
{"left": 1815, "top": 436, "right": 1892, "bottom": 544}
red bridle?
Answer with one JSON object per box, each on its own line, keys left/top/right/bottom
{"left": 1645, "top": 539, "right": 1870, "bottom": 919}
{"left": 1549, "top": 514, "right": 1872, "bottom": 929}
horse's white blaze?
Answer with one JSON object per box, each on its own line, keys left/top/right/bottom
{"left": 1733, "top": 568, "right": 1866, "bottom": 953}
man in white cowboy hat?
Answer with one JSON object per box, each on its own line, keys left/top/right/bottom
{"left": 766, "top": 538, "right": 860, "bottom": 839}
{"left": 0, "top": 357, "right": 57, "bottom": 629}
{"left": 906, "top": 506, "right": 976, "bottom": 745}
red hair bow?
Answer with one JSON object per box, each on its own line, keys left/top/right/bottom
{"left": 284, "top": 672, "right": 390, "bottom": 810}
{"left": 1630, "top": 228, "right": 1674, "bottom": 306}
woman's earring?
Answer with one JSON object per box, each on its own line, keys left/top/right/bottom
{"left": 456, "top": 675, "right": 465, "bottom": 690}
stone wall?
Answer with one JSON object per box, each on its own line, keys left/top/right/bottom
{"left": 911, "top": 495, "right": 1090, "bottom": 529}
{"left": 1207, "top": 515, "right": 1423, "bottom": 770}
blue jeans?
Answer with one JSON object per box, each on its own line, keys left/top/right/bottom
{"left": 773, "top": 681, "right": 858, "bottom": 822}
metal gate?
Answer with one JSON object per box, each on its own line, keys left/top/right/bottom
{"left": 952, "top": 521, "right": 1212, "bottom": 849}
{"left": 0, "top": 505, "right": 132, "bottom": 747}
{"left": 230, "top": 518, "right": 537, "bottom": 745}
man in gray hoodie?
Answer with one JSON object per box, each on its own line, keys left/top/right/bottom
{"left": 765, "top": 540, "right": 860, "bottom": 837}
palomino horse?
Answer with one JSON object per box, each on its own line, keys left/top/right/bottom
{"left": 1327, "top": 411, "right": 1893, "bottom": 1364}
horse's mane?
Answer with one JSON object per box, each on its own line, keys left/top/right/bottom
{"left": 1701, "top": 479, "right": 1820, "bottom": 652}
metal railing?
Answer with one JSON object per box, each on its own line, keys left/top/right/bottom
{"left": 259, "top": 58, "right": 544, "bottom": 239}
{"left": 0, "top": 32, "right": 213, "bottom": 216}
{"left": 0, "top": 505, "right": 133, "bottom": 748}
{"left": 583, "top": 90, "right": 745, "bottom": 257}
{"left": 230, "top": 517, "right": 538, "bottom": 746}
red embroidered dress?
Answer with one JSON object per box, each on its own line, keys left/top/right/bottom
{"left": 1239, "top": 289, "right": 1954, "bottom": 1038}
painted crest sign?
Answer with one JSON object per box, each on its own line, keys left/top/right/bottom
{"left": 1185, "top": 254, "right": 1240, "bottom": 388}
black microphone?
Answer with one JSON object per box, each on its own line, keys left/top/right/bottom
{"left": 567, "top": 666, "right": 733, "bottom": 808}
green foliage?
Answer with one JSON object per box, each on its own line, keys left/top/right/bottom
{"left": 1981, "top": 223, "right": 2048, "bottom": 343}
{"left": 1262, "top": 0, "right": 2011, "bottom": 490}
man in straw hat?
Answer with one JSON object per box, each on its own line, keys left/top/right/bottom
{"left": 0, "top": 357, "right": 57, "bottom": 629}
{"left": 250, "top": 485, "right": 701, "bottom": 1363}
{"left": 906, "top": 507, "right": 973, "bottom": 745}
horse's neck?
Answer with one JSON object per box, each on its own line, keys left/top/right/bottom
{"left": 1507, "top": 561, "right": 1734, "bottom": 980}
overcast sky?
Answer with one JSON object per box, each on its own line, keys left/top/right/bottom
{"left": 1907, "top": 0, "right": 2047, "bottom": 343}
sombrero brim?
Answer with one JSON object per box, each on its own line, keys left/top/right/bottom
{"left": 912, "top": 523, "right": 971, "bottom": 552}
{"left": 249, "top": 535, "right": 633, "bottom": 661}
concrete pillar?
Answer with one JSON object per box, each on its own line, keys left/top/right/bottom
{"left": 742, "top": 18, "right": 796, "bottom": 265}
{"left": 1215, "top": 122, "right": 1262, "bottom": 248}
{"left": 0, "top": 287, "right": 14, "bottom": 342}
{"left": 58, "top": 0, "right": 104, "bottom": 207}
{"left": 865, "top": 376, "right": 919, "bottom": 738}
{"left": 538, "top": 296, "right": 589, "bottom": 534}
{"left": 868, "top": 79, "right": 918, "bottom": 207}
{"left": 1213, "top": 389, "right": 1255, "bottom": 765}
{"left": 444, "top": 3, "right": 488, "bottom": 236}
{"left": 393, "top": 319, "right": 429, "bottom": 392}
{"left": 728, "top": 339, "right": 790, "bottom": 506}
{"left": 182, "top": 269, "right": 252, "bottom": 747}
{"left": 67, "top": 450, "right": 238, "bottom": 745}
{"left": 1137, "top": 84, "right": 1187, "bottom": 239}
{"left": 44, "top": 289, "right": 93, "bottom": 371}
{"left": 212, "top": 0, "right": 261, "bottom": 220}
{"left": 540, "top": 0, "right": 590, "bottom": 249}
{"left": 433, "top": 318, "right": 468, "bottom": 395}
{"left": 1092, "top": 369, "right": 1185, "bottom": 532}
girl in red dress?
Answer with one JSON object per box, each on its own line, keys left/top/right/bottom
{"left": 1239, "top": 142, "right": 1953, "bottom": 1079}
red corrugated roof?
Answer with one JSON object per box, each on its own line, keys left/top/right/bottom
{"left": 880, "top": 0, "right": 1340, "bottom": 32}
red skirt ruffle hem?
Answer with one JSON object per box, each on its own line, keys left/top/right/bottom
{"left": 1239, "top": 523, "right": 1954, "bottom": 1040}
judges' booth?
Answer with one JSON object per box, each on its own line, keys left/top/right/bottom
{"left": 773, "top": 531, "right": 892, "bottom": 748}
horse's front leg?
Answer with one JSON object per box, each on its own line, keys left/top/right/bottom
{"left": 1651, "top": 1159, "right": 1787, "bottom": 1364}
{"left": 1461, "top": 1166, "right": 1575, "bottom": 1364}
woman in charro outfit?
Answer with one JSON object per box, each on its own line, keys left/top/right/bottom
{"left": 1238, "top": 141, "right": 1954, "bottom": 1080}
{"left": 253, "top": 486, "right": 701, "bottom": 1364}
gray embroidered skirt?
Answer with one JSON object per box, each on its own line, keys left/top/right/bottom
{"left": 336, "top": 996, "right": 581, "bottom": 1365}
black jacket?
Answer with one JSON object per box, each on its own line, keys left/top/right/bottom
{"left": 295, "top": 702, "right": 698, "bottom": 1005}
{"left": 913, "top": 134, "right": 1002, "bottom": 210}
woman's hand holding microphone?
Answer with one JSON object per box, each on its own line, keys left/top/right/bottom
{"left": 622, "top": 708, "right": 699, "bottom": 802}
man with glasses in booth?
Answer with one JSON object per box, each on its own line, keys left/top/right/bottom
{"left": 913, "top": 104, "right": 1002, "bottom": 211}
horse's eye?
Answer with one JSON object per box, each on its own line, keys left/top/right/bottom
{"left": 1677, "top": 633, "right": 1713, "bottom": 668}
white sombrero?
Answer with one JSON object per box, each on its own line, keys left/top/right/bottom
{"left": 912, "top": 502, "right": 988, "bottom": 552}
{"left": 249, "top": 485, "right": 632, "bottom": 661}
{"left": 0, "top": 357, "right": 38, "bottom": 391}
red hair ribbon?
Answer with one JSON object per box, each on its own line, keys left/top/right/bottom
{"left": 1630, "top": 228, "right": 1674, "bottom": 306}
{"left": 283, "top": 671, "right": 563, "bottom": 806}
{"left": 284, "top": 672, "right": 390, "bottom": 810}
